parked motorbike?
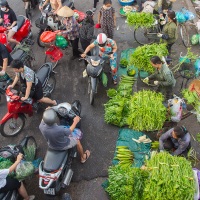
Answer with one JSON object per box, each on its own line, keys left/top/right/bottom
{"left": 0, "top": 62, "right": 56, "bottom": 137}
{"left": 0, "top": 15, "right": 32, "bottom": 52}
{"left": 0, "top": 135, "right": 37, "bottom": 200}
{"left": 39, "top": 100, "right": 81, "bottom": 197}
{"left": 35, "top": 0, "right": 74, "bottom": 47}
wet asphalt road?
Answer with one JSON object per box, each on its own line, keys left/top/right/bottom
{"left": 0, "top": 0, "right": 200, "bottom": 199}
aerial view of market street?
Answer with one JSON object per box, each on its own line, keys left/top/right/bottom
{"left": 1, "top": 0, "right": 200, "bottom": 199}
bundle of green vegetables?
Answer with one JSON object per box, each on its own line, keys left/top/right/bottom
{"left": 182, "top": 89, "right": 200, "bottom": 120}
{"left": 106, "top": 165, "right": 149, "bottom": 200}
{"left": 23, "top": 145, "right": 36, "bottom": 162}
{"left": 143, "top": 152, "right": 195, "bottom": 200}
{"left": 114, "top": 146, "right": 134, "bottom": 168}
{"left": 0, "top": 157, "right": 13, "bottom": 169}
{"left": 104, "top": 75, "right": 135, "bottom": 126}
{"left": 127, "top": 12, "right": 155, "bottom": 29}
{"left": 130, "top": 43, "right": 168, "bottom": 73}
{"left": 127, "top": 90, "right": 167, "bottom": 131}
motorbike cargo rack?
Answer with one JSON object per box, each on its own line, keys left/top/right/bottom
{"left": 45, "top": 45, "right": 63, "bottom": 62}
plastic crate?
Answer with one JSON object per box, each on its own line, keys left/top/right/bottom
{"left": 45, "top": 45, "right": 63, "bottom": 62}
{"left": 118, "top": 0, "right": 134, "bottom": 6}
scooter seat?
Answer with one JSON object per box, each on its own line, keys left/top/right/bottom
{"left": 11, "top": 49, "right": 24, "bottom": 60}
{"left": 43, "top": 148, "right": 68, "bottom": 172}
{"left": 17, "top": 16, "right": 25, "bottom": 31}
{"left": 62, "top": 0, "right": 73, "bottom": 7}
{"left": 36, "top": 63, "right": 51, "bottom": 87}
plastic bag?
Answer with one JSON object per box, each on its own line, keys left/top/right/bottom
{"left": 40, "top": 31, "right": 56, "bottom": 43}
{"left": 55, "top": 35, "right": 68, "bottom": 49}
{"left": 191, "top": 34, "right": 199, "bottom": 45}
{"left": 176, "top": 11, "right": 186, "bottom": 23}
{"left": 194, "top": 59, "right": 200, "bottom": 74}
{"left": 16, "top": 161, "right": 35, "bottom": 181}
{"left": 74, "top": 10, "right": 85, "bottom": 22}
{"left": 184, "top": 10, "right": 195, "bottom": 21}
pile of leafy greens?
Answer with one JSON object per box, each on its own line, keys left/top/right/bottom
{"left": 130, "top": 43, "right": 168, "bottom": 74}
{"left": 127, "top": 12, "right": 155, "bottom": 29}
{"left": 127, "top": 90, "right": 167, "bottom": 131}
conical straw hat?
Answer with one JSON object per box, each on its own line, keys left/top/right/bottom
{"left": 57, "top": 6, "right": 74, "bottom": 18}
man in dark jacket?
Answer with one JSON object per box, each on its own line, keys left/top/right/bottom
{"left": 159, "top": 126, "right": 191, "bottom": 157}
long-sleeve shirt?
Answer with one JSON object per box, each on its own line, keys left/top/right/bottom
{"left": 62, "top": 16, "right": 79, "bottom": 40}
{"left": 149, "top": 63, "right": 176, "bottom": 87}
{"left": 162, "top": 21, "right": 178, "bottom": 44}
{"left": 79, "top": 20, "right": 94, "bottom": 42}
{"left": 159, "top": 128, "right": 191, "bottom": 155}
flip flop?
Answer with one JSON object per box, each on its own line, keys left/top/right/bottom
{"left": 81, "top": 150, "right": 90, "bottom": 164}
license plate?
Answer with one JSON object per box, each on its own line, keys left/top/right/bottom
{"left": 44, "top": 188, "right": 55, "bottom": 195}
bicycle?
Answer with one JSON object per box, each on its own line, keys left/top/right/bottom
{"left": 133, "top": 18, "right": 162, "bottom": 45}
{"left": 178, "top": 21, "right": 197, "bottom": 48}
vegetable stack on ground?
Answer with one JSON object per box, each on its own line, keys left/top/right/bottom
{"left": 127, "top": 90, "right": 167, "bottom": 131}
{"left": 143, "top": 152, "right": 195, "bottom": 200}
{"left": 106, "top": 165, "right": 149, "bottom": 200}
{"left": 104, "top": 75, "right": 135, "bottom": 127}
{"left": 130, "top": 43, "right": 168, "bottom": 74}
{"left": 114, "top": 146, "right": 134, "bottom": 168}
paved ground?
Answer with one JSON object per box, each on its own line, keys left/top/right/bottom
{"left": 0, "top": 0, "right": 200, "bottom": 199}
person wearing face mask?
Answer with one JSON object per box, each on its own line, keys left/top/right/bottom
{"left": 57, "top": 6, "right": 81, "bottom": 60}
{"left": 81, "top": 33, "right": 118, "bottom": 84}
{"left": 98, "top": 0, "right": 116, "bottom": 39}
{"left": 0, "top": 0, "right": 20, "bottom": 45}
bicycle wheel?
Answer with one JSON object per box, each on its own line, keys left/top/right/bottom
{"left": 45, "top": 55, "right": 58, "bottom": 70}
{"left": 179, "top": 24, "right": 190, "bottom": 47}
{"left": 134, "top": 27, "right": 157, "bottom": 45}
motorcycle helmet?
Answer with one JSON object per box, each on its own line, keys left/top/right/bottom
{"left": 97, "top": 33, "right": 107, "bottom": 46}
{"left": 42, "top": 109, "right": 57, "bottom": 126}
{"left": 0, "top": 0, "right": 8, "bottom": 7}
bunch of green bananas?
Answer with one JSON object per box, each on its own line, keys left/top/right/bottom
{"left": 114, "top": 146, "right": 134, "bottom": 168}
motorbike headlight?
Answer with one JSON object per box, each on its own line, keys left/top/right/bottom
{"left": 91, "top": 59, "right": 100, "bottom": 67}
{"left": 58, "top": 107, "right": 68, "bottom": 116}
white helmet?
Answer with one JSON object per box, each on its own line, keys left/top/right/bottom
{"left": 97, "top": 33, "right": 107, "bottom": 45}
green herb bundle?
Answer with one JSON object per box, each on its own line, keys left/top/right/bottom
{"left": 127, "top": 90, "right": 167, "bottom": 131}
{"left": 130, "top": 43, "right": 168, "bottom": 74}
{"left": 23, "top": 145, "right": 36, "bottom": 162}
{"left": 143, "top": 152, "right": 195, "bottom": 200}
{"left": 106, "top": 165, "right": 149, "bottom": 200}
{"left": 127, "top": 12, "right": 155, "bottom": 29}
{"left": 104, "top": 75, "right": 135, "bottom": 127}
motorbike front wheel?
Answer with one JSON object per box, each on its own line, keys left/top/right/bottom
{"left": 37, "top": 31, "right": 45, "bottom": 48}
{"left": 0, "top": 115, "right": 25, "bottom": 137}
{"left": 23, "top": 136, "right": 38, "bottom": 160}
{"left": 88, "top": 80, "right": 94, "bottom": 105}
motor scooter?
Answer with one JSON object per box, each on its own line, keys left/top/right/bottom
{"left": 0, "top": 135, "right": 37, "bottom": 200}
{"left": 0, "top": 62, "right": 56, "bottom": 137}
{"left": 39, "top": 100, "right": 81, "bottom": 197}
{"left": 83, "top": 46, "right": 113, "bottom": 105}
{"left": 0, "top": 15, "right": 32, "bottom": 52}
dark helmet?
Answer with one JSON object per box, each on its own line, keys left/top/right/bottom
{"left": 0, "top": 0, "right": 8, "bottom": 7}
{"left": 42, "top": 109, "right": 57, "bottom": 126}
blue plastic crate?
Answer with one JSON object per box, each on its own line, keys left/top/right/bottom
{"left": 118, "top": 0, "right": 135, "bottom": 6}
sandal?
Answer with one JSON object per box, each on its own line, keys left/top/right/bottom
{"left": 81, "top": 150, "right": 90, "bottom": 164}
{"left": 113, "top": 80, "right": 117, "bottom": 85}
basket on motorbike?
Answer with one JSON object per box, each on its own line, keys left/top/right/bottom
{"left": 45, "top": 45, "right": 63, "bottom": 62}
{"left": 40, "top": 31, "right": 56, "bottom": 47}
